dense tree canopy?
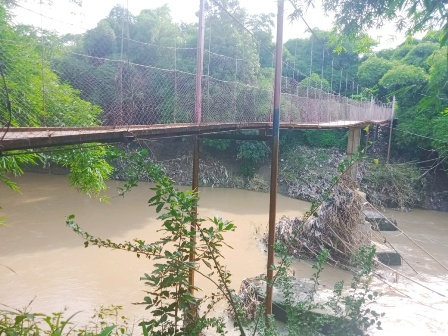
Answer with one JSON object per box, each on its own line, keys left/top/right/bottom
{"left": 0, "top": 1, "right": 112, "bottom": 196}
{"left": 357, "top": 57, "right": 394, "bottom": 88}
{"left": 290, "top": 0, "right": 448, "bottom": 46}
{"left": 356, "top": 35, "right": 447, "bottom": 162}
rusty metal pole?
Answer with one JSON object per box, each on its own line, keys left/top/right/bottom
{"left": 266, "top": 0, "right": 284, "bottom": 319}
{"left": 190, "top": 138, "right": 199, "bottom": 293}
{"left": 386, "top": 96, "right": 395, "bottom": 164}
{"left": 190, "top": 0, "right": 205, "bottom": 296}
{"left": 194, "top": 0, "right": 205, "bottom": 124}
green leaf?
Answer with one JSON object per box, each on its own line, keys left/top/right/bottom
{"left": 203, "top": 259, "right": 212, "bottom": 269}
{"left": 156, "top": 203, "right": 164, "bottom": 213}
{"left": 98, "top": 325, "right": 116, "bottom": 336}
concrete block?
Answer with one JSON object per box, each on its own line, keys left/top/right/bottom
{"left": 363, "top": 210, "right": 398, "bottom": 231}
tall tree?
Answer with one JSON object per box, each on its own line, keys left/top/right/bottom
{"left": 0, "top": 1, "right": 112, "bottom": 196}
{"left": 290, "top": 0, "right": 448, "bottom": 46}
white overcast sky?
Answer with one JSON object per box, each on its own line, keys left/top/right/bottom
{"left": 12, "top": 0, "right": 402, "bottom": 49}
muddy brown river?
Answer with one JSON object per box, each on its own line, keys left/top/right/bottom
{"left": 1, "top": 174, "right": 447, "bottom": 335}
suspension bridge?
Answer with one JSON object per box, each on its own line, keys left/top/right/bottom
{"left": 0, "top": 0, "right": 393, "bottom": 153}
{"left": 0, "top": 0, "right": 396, "bottom": 318}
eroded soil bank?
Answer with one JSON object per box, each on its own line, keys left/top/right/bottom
{"left": 111, "top": 138, "right": 448, "bottom": 211}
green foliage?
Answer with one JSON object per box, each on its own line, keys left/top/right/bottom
{"left": 328, "top": 246, "right": 383, "bottom": 334}
{"left": 300, "top": 0, "right": 448, "bottom": 47}
{"left": 265, "top": 246, "right": 382, "bottom": 336}
{"left": 353, "top": 39, "right": 447, "bottom": 167}
{"left": 49, "top": 145, "right": 114, "bottom": 199}
{"left": 283, "top": 29, "right": 365, "bottom": 95}
{"left": 0, "top": 2, "right": 114, "bottom": 204}
{"left": 66, "top": 157, "right": 246, "bottom": 335}
{"left": 0, "top": 146, "right": 114, "bottom": 203}
{"left": 357, "top": 57, "right": 394, "bottom": 89}
{"left": 391, "top": 43, "right": 415, "bottom": 60}
{"left": 379, "top": 64, "right": 428, "bottom": 90}
{"left": 376, "top": 49, "right": 394, "bottom": 60}
{"left": 236, "top": 138, "right": 269, "bottom": 177}
{"left": 303, "top": 130, "right": 347, "bottom": 149}
{"left": 201, "top": 138, "right": 231, "bottom": 151}
{"left": 423, "top": 46, "right": 448, "bottom": 113}
{"left": 84, "top": 20, "right": 116, "bottom": 58}
{"left": 402, "top": 42, "right": 439, "bottom": 70}
{"left": 0, "top": 153, "right": 40, "bottom": 191}
{"left": 432, "top": 114, "right": 448, "bottom": 157}
{"left": 51, "top": 1, "right": 273, "bottom": 125}
{"left": 0, "top": 304, "right": 134, "bottom": 336}
{"left": 300, "top": 73, "right": 330, "bottom": 91}
{"left": 0, "top": 3, "right": 102, "bottom": 127}
{"left": 237, "top": 140, "right": 269, "bottom": 163}
{"left": 280, "top": 129, "right": 347, "bottom": 150}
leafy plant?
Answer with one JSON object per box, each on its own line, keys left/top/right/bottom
{"left": 260, "top": 246, "right": 382, "bottom": 336}
{"left": 201, "top": 138, "right": 231, "bottom": 151}
{"left": 48, "top": 145, "right": 114, "bottom": 200}
{"left": 66, "top": 156, "right": 246, "bottom": 335}
{"left": 0, "top": 303, "right": 120, "bottom": 336}
{"left": 0, "top": 153, "right": 40, "bottom": 192}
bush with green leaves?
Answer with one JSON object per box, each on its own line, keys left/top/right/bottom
{"left": 66, "top": 156, "right": 246, "bottom": 335}
{"left": 0, "top": 303, "right": 127, "bottom": 336}
{"left": 254, "top": 246, "right": 383, "bottom": 336}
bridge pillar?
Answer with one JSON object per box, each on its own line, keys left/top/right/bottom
{"left": 347, "top": 127, "right": 361, "bottom": 182}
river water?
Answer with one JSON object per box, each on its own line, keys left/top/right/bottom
{"left": 1, "top": 173, "right": 447, "bottom": 335}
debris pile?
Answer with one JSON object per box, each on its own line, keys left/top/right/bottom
{"left": 271, "top": 174, "right": 370, "bottom": 264}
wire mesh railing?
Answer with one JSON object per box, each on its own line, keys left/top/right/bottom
{"left": 280, "top": 77, "right": 392, "bottom": 125}
{"left": 0, "top": 0, "right": 393, "bottom": 141}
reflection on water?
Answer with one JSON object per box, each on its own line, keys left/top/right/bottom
{"left": 1, "top": 173, "right": 447, "bottom": 334}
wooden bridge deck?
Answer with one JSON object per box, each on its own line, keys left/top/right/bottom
{"left": 0, "top": 120, "right": 386, "bottom": 151}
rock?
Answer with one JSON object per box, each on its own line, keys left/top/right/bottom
{"left": 376, "top": 252, "right": 402, "bottom": 266}
{"left": 363, "top": 210, "right": 398, "bottom": 231}
{"left": 372, "top": 241, "right": 402, "bottom": 266}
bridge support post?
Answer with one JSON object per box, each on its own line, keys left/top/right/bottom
{"left": 266, "top": 0, "right": 284, "bottom": 321}
{"left": 347, "top": 127, "right": 361, "bottom": 182}
{"left": 190, "top": 136, "right": 199, "bottom": 291}
{"left": 188, "top": 0, "right": 205, "bottom": 317}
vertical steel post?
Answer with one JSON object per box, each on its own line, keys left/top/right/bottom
{"left": 189, "top": 137, "right": 200, "bottom": 295}
{"left": 190, "top": 0, "right": 205, "bottom": 297}
{"left": 266, "top": 0, "right": 284, "bottom": 318}
{"left": 386, "top": 96, "right": 396, "bottom": 163}
{"left": 194, "top": 0, "right": 205, "bottom": 124}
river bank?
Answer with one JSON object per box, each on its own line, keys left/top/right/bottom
{"left": 107, "top": 138, "right": 448, "bottom": 211}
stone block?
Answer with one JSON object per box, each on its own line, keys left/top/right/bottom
{"left": 363, "top": 210, "right": 398, "bottom": 231}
